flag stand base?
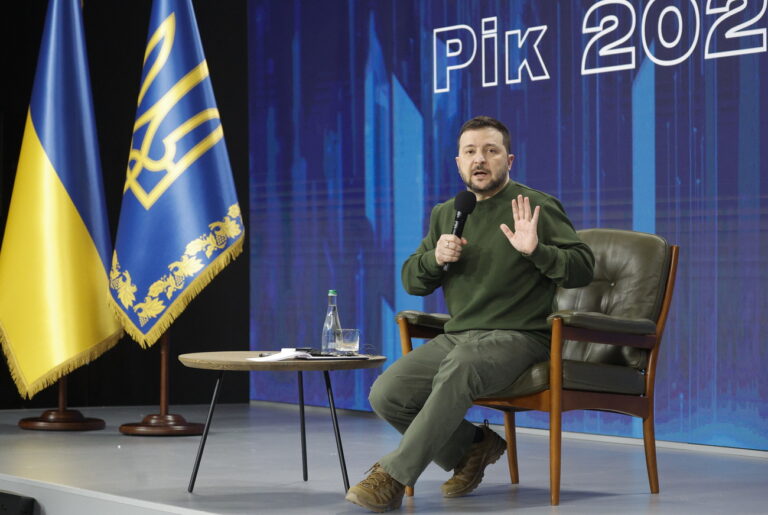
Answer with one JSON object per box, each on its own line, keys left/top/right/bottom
{"left": 18, "top": 377, "right": 105, "bottom": 431}
{"left": 119, "top": 334, "right": 204, "bottom": 436}
{"left": 119, "top": 414, "right": 204, "bottom": 436}
{"left": 19, "top": 409, "right": 106, "bottom": 431}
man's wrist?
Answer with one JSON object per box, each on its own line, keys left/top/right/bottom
{"left": 521, "top": 243, "right": 539, "bottom": 257}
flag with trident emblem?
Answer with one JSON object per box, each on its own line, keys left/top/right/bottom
{"left": 110, "top": 0, "right": 243, "bottom": 347}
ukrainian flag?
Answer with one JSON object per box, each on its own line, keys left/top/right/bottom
{"left": 0, "top": 0, "right": 122, "bottom": 398}
{"left": 110, "top": 0, "right": 243, "bottom": 347}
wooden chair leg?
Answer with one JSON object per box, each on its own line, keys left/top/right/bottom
{"left": 405, "top": 485, "right": 414, "bottom": 497}
{"left": 549, "top": 407, "right": 562, "bottom": 505}
{"left": 503, "top": 411, "right": 519, "bottom": 484}
{"left": 643, "top": 414, "right": 660, "bottom": 494}
{"left": 549, "top": 320, "right": 563, "bottom": 506}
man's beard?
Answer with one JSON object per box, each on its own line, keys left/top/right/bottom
{"left": 462, "top": 169, "right": 507, "bottom": 194}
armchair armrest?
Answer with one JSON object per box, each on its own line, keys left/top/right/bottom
{"left": 395, "top": 311, "right": 450, "bottom": 354}
{"left": 547, "top": 311, "right": 657, "bottom": 350}
{"left": 547, "top": 310, "right": 656, "bottom": 335}
{"left": 395, "top": 310, "right": 450, "bottom": 331}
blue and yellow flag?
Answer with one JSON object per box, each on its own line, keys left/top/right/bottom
{"left": 0, "top": 0, "right": 123, "bottom": 398}
{"left": 109, "top": 0, "right": 243, "bottom": 347}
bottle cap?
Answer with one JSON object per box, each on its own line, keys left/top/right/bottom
{"left": 328, "top": 289, "right": 337, "bottom": 295}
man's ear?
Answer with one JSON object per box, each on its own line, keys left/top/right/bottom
{"left": 508, "top": 154, "right": 515, "bottom": 170}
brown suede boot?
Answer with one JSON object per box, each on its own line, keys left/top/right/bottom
{"left": 441, "top": 422, "right": 506, "bottom": 498}
{"left": 345, "top": 463, "right": 405, "bottom": 512}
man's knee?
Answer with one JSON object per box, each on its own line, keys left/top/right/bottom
{"left": 368, "top": 370, "right": 396, "bottom": 416}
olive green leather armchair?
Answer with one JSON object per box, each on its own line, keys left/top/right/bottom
{"left": 396, "top": 228, "right": 679, "bottom": 505}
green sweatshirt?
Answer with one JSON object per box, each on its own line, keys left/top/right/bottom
{"left": 402, "top": 181, "right": 595, "bottom": 334}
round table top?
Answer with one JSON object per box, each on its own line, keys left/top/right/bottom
{"left": 178, "top": 351, "right": 386, "bottom": 372}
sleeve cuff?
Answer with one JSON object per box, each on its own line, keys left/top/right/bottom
{"left": 421, "top": 250, "right": 443, "bottom": 274}
{"left": 523, "top": 242, "right": 555, "bottom": 267}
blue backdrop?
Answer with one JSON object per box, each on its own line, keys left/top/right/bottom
{"left": 247, "top": 0, "right": 768, "bottom": 451}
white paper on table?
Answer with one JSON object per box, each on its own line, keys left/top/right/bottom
{"left": 246, "top": 348, "right": 311, "bottom": 362}
{"left": 246, "top": 348, "right": 368, "bottom": 361}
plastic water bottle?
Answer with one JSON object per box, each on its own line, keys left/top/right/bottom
{"left": 321, "top": 290, "right": 342, "bottom": 353}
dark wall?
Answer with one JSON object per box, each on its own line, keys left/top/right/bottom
{"left": 0, "top": 1, "right": 250, "bottom": 409}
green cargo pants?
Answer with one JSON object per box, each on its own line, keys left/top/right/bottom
{"left": 369, "top": 329, "right": 549, "bottom": 486}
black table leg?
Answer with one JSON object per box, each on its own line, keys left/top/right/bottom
{"left": 188, "top": 371, "right": 224, "bottom": 493}
{"left": 323, "top": 371, "right": 349, "bottom": 492}
{"left": 298, "top": 371, "right": 308, "bottom": 481}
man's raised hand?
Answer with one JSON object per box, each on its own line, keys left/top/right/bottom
{"left": 500, "top": 194, "right": 539, "bottom": 255}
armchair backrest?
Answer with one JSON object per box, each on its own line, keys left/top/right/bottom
{"left": 555, "top": 228, "right": 672, "bottom": 370}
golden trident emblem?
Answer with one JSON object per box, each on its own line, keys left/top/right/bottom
{"left": 124, "top": 13, "right": 223, "bottom": 210}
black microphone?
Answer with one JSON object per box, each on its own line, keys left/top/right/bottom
{"left": 443, "top": 190, "right": 477, "bottom": 272}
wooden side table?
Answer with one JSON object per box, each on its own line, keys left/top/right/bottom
{"left": 178, "top": 351, "right": 385, "bottom": 493}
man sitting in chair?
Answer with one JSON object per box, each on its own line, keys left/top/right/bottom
{"left": 345, "top": 116, "right": 595, "bottom": 512}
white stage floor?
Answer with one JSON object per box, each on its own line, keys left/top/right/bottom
{"left": 0, "top": 401, "right": 765, "bottom": 514}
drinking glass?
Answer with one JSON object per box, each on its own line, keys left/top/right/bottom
{"left": 337, "top": 329, "right": 360, "bottom": 353}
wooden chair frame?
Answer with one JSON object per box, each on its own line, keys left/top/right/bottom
{"left": 396, "top": 245, "right": 679, "bottom": 505}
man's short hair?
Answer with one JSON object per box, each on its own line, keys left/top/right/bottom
{"left": 457, "top": 116, "right": 511, "bottom": 154}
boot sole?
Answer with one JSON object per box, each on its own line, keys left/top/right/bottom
{"left": 345, "top": 490, "right": 403, "bottom": 512}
